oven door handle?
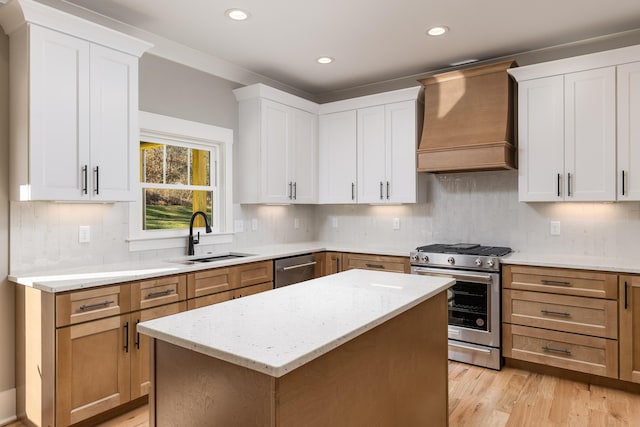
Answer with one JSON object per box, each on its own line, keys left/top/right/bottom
{"left": 412, "top": 268, "right": 493, "bottom": 284}
{"left": 448, "top": 342, "right": 492, "bottom": 354}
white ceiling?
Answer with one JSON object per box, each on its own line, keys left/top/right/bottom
{"left": 51, "top": 0, "right": 640, "bottom": 95}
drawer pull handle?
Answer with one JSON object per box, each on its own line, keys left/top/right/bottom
{"left": 542, "top": 345, "right": 571, "bottom": 355}
{"left": 540, "top": 279, "right": 571, "bottom": 286}
{"left": 146, "top": 289, "right": 175, "bottom": 299}
{"left": 540, "top": 309, "right": 571, "bottom": 317}
{"left": 79, "top": 300, "right": 114, "bottom": 311}
{"left": 124, "top": 321, "right": 129, "bottom": 353}
{"left": 365, "top": 263, "right": 385, "bottom": 269}
{"left": 135, "top": 320, "right": 140, "bottom": 350}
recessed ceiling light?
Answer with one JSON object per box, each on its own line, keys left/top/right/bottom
{"left": 427, "top": 26, "right": 449, "bottom": 36}
{"left": 316, "top": 56, "right": 334, "bottom": 64}
{"left": 226, "top": 8, "right": 249, "bottom": 21}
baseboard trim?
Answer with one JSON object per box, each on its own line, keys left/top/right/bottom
{"left": 0, "top": 387, "right": 16, "bottom": 426}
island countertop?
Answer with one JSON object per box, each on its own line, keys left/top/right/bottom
{"left": 138, "top": 269, "right": 454, "bottom": 377}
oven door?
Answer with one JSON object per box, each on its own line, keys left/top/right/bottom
{"left": 410, "top": 266, "right": 500, "bottom": 348}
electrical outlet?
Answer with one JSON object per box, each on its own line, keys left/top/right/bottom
{"left": 294, "top": 218, "right": 300, "bottom": 229}
{"left": 251, "top": 218, "right": 258, "bottom": 231}
{"left": 331, "top": 217, "right": 339, "bottom": 228}
{"left": 79, "top": 225, "right": 91, "bottom": 243}
{"left": 234, "top": 220, "right": 244, "bottom": 233}
{"left": 550, "top": 220, "right": 561, "bottom": 236}
{"left": 392, "top": 218, "right": 400, "bottom": 230}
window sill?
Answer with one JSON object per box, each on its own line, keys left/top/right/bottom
{"left": 127, "top": 232, "right": 234, "bottom": 252}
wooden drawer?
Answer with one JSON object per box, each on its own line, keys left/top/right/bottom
{"left": 503, "top": 324, "right": 618, "bottom": 378}
{"left": 131, "top": 274, "right": 186, "bottom": 311}
{"left": 342, "top": 253, "right": 409, "bottom": 273}
{"left": 503, "top": 265, "right": 617, "bottom": 299}
{"left": 56, "top": 284, "right": 131, "bottom": 327}
{"left": 187, "top": 267, "right": 233, "bottom": 299}
{"left": 503, "top": 289, "right": 618, "bottom": 339}
{"left": 235, "top": 260, "right": 273, "bottom": 288}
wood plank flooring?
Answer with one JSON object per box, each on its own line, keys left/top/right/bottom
{"left": 6, "top": 361, "right": 640, "bottom": 426}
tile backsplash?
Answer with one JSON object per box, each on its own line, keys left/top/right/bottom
{"left": 10, "top": 170, "right": 640, "bottom": 273}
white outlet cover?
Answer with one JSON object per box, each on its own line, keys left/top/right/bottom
{"left": 550, "top": 220, "right": 561, "bottom": 236}
{"left": 251, "top": 218, "right": 258, "bottom": 231}
{"left": 331, "top": 217, "right": 339, "bottom": 228}
{"left": 79, "top": 225, "right": 90, "bottom": 243}
{"left": 393, "top": 218, "right": 400, "bottom": 230}
{"left": 294, "top": 218, "right": 300, "bottom": 229}
{"left": 234, "top": 220, "right": 244, "bottom": 233}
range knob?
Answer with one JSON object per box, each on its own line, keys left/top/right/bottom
{"left": 487, "top": 258, "right": 495, "bottom": 268}
{"left": 447, "top": 256, "right": 455, "bottom": 265}
{"left": 419, "top": 254, "right": 429, "bottom": 264}
{"left": 474, "top": 258, "right": 483, "bottom": 267}
{"left": 410, "top": 253, "right": 418, "bottom": 262}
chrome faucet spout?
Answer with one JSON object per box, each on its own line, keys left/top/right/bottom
{"left": 187, "top": 211, "right": 212, "bottom": 256}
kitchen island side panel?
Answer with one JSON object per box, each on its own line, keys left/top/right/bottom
{"left": 150, "top": 291, "right": 448, "bottom": 427}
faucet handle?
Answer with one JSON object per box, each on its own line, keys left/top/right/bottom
{"left": 194, "top": 231, "right": 200, "bottom": 245}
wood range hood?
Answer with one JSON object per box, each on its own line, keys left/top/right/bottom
{"left": 417, "top": 61, "right": 517, "bottom": 173}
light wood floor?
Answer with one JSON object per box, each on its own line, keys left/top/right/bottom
{"left": 6, "top": 361, "right": 640, "bottom": 426}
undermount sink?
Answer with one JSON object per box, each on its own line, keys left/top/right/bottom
{"left": 173, "top": 252, "right": 255, "bottom": 265}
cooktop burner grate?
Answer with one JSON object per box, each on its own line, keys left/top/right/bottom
{"left": 415, "top": 244, "right": 512, "bottom": 257}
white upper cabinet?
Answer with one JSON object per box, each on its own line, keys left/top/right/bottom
{"left": 234, "top": 85, "right": 318, "bottom": 204}
{"left": 564, "top": 67, "right": 616, "bottom": 201}
{"left": 0, "top": 0, "right": 151, "bottom": 201}
{"left": 617, "top": 61, "right": 640, "bottom": 200}
{"left": 509, "top": 45, "right": 640, "bottom": 202}
{"left": 318, "top": 110, "right": 357, "bottom": 203}
{"left": 318, "top": 87, "right": 422, "bottom": 205}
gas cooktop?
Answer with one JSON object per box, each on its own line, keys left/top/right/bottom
{"left": 410, "top": 243, "right": 512, "bottom": 271}
{"left": 415, "top": 243, "right": 512, "bottom": 257}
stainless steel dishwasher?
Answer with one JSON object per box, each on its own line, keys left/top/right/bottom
{"left": 274, "top": 253, "right": 317, "bottom": 288}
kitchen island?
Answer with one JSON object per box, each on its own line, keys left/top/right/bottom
{"left": 138, "top": 269, "right": 454, "bottom": 426}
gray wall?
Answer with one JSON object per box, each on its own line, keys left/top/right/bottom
{"left": 0, "top": 30, "right": 14, "bottom": 414}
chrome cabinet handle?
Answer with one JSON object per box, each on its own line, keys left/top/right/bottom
{"left": 540, "top": 309, "right": 571, "bottom": 317}
{"left": 622, "top": 170, "right": 626, "bottom": 196}
{"left": 146, "top": 289, "right": 175, "bottom": 299}
{"left": 293, "top": 182, "right": 297, "bottom": 200}
{"left": 386, "top": 181, "right": 390, "bottom": 200}
{"left": 82, "top": 165, "right": 88, "bottom": 195}
{"left": 351, "top": 183, "right": 355, "bottom": 200}
{"left": 540, "top": 279, "right": 571, "bottom": 286}
{"left": 94, "top": 166, "right": 99, "bottom": 195}
{"left": 625, "top": 281, "right": 629, "bottom": 310}
{"left": 288, "top": 182, "right": 292, "bottom": 199}
{"left": 379, "top": 182, "right": 383, "bottom": 199}
{"left": 557, "top": 173, "right": 561, "bottom": 197}
{"left": 336, "top": 257, "right": 340, "bottom": 272}
{"left": 79, "top": 300, "right": 114, "bottom": 311}
{"left": 542, "top": 345, "right": 571, "bottom": 355}
{"left": 567, "top": 172, "right": 571, "bottom": 197}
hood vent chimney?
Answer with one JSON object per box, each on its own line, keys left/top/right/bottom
{"left": 417, "top": 61, "right": 517, "bottom": 173}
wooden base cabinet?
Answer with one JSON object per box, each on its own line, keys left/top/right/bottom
{"left": 620, "top": 275, "right": 640, "bottom": 383}
{"left": 341, "top": 252, "right": 410, "bottom": 273}
{"left": 503, "top": 265, "right": 619, "bottom": 379}
{"left": 16, "top": 275, "right": 187, "bottom": 427}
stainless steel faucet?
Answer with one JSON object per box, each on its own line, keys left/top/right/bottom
{"left": 188, "top": 211, "right": 212, "bottom": 255}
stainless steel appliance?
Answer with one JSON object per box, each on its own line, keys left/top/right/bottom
{"left": 274, "top": 253, "right": 317, "bottom": 288}
{"left": 409, "top": 243, "right": 512, "bottom": 370}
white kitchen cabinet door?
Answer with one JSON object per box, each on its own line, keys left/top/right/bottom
{"left": 290, "top": 108, "right": 317, "bottom": 203}
{"left": 617, "top": 62, "right": 640, "bottom": 201}
{"left": 517, "top": 76, "right": 565, "bottom": 202}
{"left": 564, "top": 67, "right": 616, "bottom": 201}
{"left": 357, "top": 105, "right": 386, "bottom": 203}
{"left": 28, "top": 25, "right": 91, "bottom": 201}
{"left": 385, "top": 100, "right": 417, "bottom": 203}
{"left": 318, "top": 111, "right": 357, "bottom": 203}
{"left": 260, "top": 99, "right": 291, "bottom": 203}
{"left": 89, "top": 44, "right": 138, "bottom": 201}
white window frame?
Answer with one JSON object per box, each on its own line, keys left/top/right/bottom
{"left": 128, "top": 111, "right": 234, "bottom": 251}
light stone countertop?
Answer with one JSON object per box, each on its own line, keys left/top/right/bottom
{"left": 137, "top": 269, "right": 454, "bottom": 377}
{"left": 8, "top": 241, "right": 411, "bottom": 293}
{"left": 501, "top": 251, "right": 640, "bottom": 274}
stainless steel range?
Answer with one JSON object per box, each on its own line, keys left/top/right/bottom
{"left": 409, "top": 243, "right": 512, "bottom": 370}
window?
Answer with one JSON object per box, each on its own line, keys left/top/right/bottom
{"left": 129, "top": 112, "right": 233, "bottom": 251}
